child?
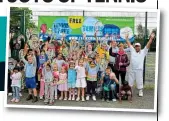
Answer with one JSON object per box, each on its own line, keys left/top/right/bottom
{"left": 22, "top": 55, "right": 38, "bottom": 103}
{"left": 75, "top": 59, "right": 86, "bottom": 102}
{"left": 101, "top": 67, "right": 119, "bottom": 102}
{"left": 10, "top": 67, "right": 22, "bottom": 103}
{"left": 86, "top": 61, "right": 99, "bottom": 101}
{"left": 52, "top": 63, "right": 59, "bottom": 100}
{"left": 68, "top": 61, "right": 76, "bottom": 101}
{"left": 53, "top": 53, "right": 66, "bottom": 72}
{"left": 42, "top": 63, "right": 55, "bottom": 105}
{"left": 58, "top": 66, "right": 68, "bottom": 100}
{"left": 119, "top": 81, "right": 132, "bottom": 103}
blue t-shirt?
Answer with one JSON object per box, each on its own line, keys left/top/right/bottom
{"left": 68, "top": 69, "right": 76, "bottom": 83}
{"left": 103, "top": 74, "right": 115, "bottom": 88}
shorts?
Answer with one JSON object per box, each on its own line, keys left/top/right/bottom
{"left": 68, "top": 81, "right": 76, "bottom": 88}
{"left": 25, "top": 77, "right": 36, "bottom": 89}
{"left": 76, "top": 78, "right": 86, "bottom": 88}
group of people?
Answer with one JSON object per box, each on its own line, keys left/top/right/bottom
{"left": 8, "top": 31, "right": 155, "bottom": 105}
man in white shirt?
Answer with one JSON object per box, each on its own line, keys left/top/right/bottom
{"left": 125, "top": 33, "right": 155, "bottom": 97}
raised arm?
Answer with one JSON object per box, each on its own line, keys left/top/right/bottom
{"left": 109, "top": 47, "right": 117, "bottom": 57}
{"left": 94, "top": 31, "right": 99, "bottom": 45}
{"left": 125, "top": 34, "right": 132, "bottom": 47}
{"left": 146, "top": 33, "right": 155, "bottom": 49}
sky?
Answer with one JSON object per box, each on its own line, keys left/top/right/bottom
{"left": 29, "top": 7, "right": 157, "bottom": 35}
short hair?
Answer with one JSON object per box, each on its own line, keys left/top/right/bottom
{"left": 106, "top": 66, "right": 112, "bottom": 71}
{"left": 28, "top": 49, "right": 33, "bottom": 52}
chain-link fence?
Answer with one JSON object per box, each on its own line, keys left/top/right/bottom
{"left": 30, "top": 10, "right": 157, "bottom": 85}
{"left": 10, "top": 10, "right": 157, "bottom": 85}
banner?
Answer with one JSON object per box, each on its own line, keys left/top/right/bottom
{"left": 38, "top": 16, "right": 135, "bottom": 42}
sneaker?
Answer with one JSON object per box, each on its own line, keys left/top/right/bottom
{"left": 26, "top": 94, "right": 33, "bottom": 101}
{"left": 72, "top": 96, "right": 75, "bottom": 101}
{"left": 55, "top": 96, "right": 58, "bottom": 100}
{"left": 49, "top": 102, "right": 54, "bottom": 106}
{"left": 112, "top": 99, "right": 117, "bottom": 102}
{"left": 92, "top": 96, "right": 96, "bottom": 101}
{"left": 81, "top": 96, "right": 85, "bottom": 102}
{"left": 106, "top": 99, "right": 110, "bottom": 103}
{"left": 59, "top": 97, "right": 63, "bottom": 100}
{"left": 32, "top": 96, "right": 38, "bottom": 103}
{"left": 68, "top": 96, "right": 71, "bottom": 101}
{"left": 19, "top": 93, "right": 22, "bottom": 97}
{"left": 8, "top": 93, "right": 12, "bottom": 96}
{"left": 49, "top": 100, "right": 54, "bottom": 106}
{"left": 86, "top": 95, "right": 90, "bottom": 101}
{"left": 139, "top": 90, "right": 143, "bottom": 97}
{"left": 39, "top": 96, "right": 43, "bottom": 100}
{"left": 15, "top": 99, "right": 19, "bottom": 103}
{"left": 11, "top": 98, "right": 15, "bottom": 102}
{"left": 64, "top": 97, "right": 67, "bottom": 101}
{"left": 76, "top": 97, "right": 80, "bottom": 101}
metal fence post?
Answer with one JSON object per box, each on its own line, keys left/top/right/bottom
{"left": 143, "top": 12, "right": 148, "bottom": 85}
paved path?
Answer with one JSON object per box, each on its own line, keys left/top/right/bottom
{"left": 7, "top": 89, "right": 155, "bottom": 110}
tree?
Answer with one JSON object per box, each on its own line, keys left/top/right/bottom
{"left": 135, "top": 24, "right": 150, "bottom": 46}
{"left": 10, "top": 7, "right": 36, "bottom": 32}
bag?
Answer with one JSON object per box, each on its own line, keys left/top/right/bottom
{"left": 103, "top": 85, "right": 110, "bottom": 91}
{"left": 103, "top": 80, "right": 112, "bottom": 91}
{"left": 57, "top": 80, "right": 66, "bottom": 85}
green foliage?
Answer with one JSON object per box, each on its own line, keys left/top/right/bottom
{"left": 10, "top": 7, "right": 36, "bottom": 30}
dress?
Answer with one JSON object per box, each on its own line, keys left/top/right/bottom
{"left": 58, "top": 73, "right": 68, "bottom": 91}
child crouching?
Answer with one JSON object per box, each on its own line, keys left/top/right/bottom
{"left": 101, "top": 67, "right": 119, "bottom": 102}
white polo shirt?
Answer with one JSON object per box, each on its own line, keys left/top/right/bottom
{"left": 130, "top": 46, "right": 149, "bottom": 70}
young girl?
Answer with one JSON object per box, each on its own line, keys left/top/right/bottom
{"left": 86, "top": 61, "right": 100, "bottom": 101}
{"left": 58, "top": 66, "right": 68, "bottom": 100}
{"left": 75, "top": 59, "right": 86, "bottom": 102}
{"left": 68, "top": 61, "right": 76, "bottom": 101}
{"left": 53, "top": 53, "right": 66, "bottom": 72}
{"left": 10, "top": 67, "right": 22, "bottom": 103}
{"left": 42, "top": 63, "right": 55, "bottom": 105}
{"left": 52, "top": 63, "right": 59, "bottom": 100}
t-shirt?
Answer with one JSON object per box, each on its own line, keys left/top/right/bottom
{"left": 10, "top": 72, "right": 22, "bottom": 88}
{"left": 75, "top": 66, "right": 86, "bottom": 79}
{"left": 130, "top": 46, "right": 148, "bottom": 70}
{"left": 43, "top": 69, "right": 53, "bottom": 82}
{"left": 86, "top": 63, "right": 100, "bottom": 81}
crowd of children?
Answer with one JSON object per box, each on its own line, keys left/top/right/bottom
{"left": 8, "top": 31, "right": 155, "bottom": 105}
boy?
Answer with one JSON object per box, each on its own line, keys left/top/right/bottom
{"left": 119, "top": 81, "right": 132, "bottom": 103}
{"left": 101, "top": 67, "right": 119, "bottom": 102}
{"left": 22, "top": 54, "right": 38, "bottom": 103}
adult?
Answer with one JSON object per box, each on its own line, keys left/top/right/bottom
{"left": 125, "top": 33, "right": 155, "bottom": 97}
{"left": 108, "top": 41, "right": 118, "bottom": 72}
{"left": 110, "top": 43, "right": 130, "bottom": 85}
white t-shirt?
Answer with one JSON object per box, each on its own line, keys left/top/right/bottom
{"left": 75, "top": 66, "right": 86, "bottom": 79}
{"left": 10, "top": 72, "right": 22, "bottom": 88}
{"left": 130, "top": 46, "right": 148, "bottom": 70}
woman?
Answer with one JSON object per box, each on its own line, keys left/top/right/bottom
{"left": 109, "top": 43, "right": 130, "bottom": 85}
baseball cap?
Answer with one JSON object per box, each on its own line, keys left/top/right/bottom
{"left": 135, "top": 43, "right": 141, "bottom": 47}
